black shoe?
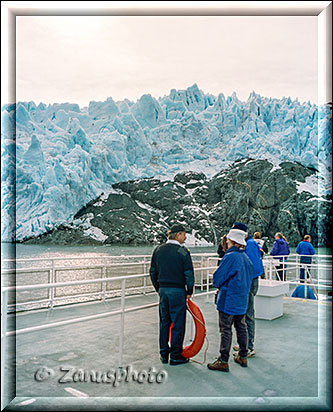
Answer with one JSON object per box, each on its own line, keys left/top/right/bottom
{"left": 170, "top": 356, "right": 189, "bottom": 366}
{"left": 160, "top": 356, "right": 168, "bottom": 364}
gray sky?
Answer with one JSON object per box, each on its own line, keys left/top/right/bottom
{"left": 13, "top": 13, "right": 319, "bottom": 107}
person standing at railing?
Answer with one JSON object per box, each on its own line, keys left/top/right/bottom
{"left": 253, "top": 232, "right": 268, "bottom": 279}
{"left": 217, "top": 235, "right": 227, "bottom": 266}
{"left": 270, "top": 232, "right": 290, "bottom": 281}
{"left": 231, "top": 223, "right": 263, "bottom": 359}
{"left": 207, "top": 228, "right": 253, "bottom": 372}
{"left": 296, "top": 235, "right": 316, "bottom": 283}
{"left": 150, "top": 224, "right": 194, "bottom": 366}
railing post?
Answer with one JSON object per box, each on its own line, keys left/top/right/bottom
{"left": 269, "top": 259, "right": 273, "bottom": 280}
{"left": 143, "top": 257, "right": 147, "bottom": 295}
{"left": 102, "top": 265, "right": 107, "bottom": 302}
{"left": 304, "top": 281, "right": 307, "bottom": 299}
{"left": 1, "top": 289, "right": 8, "bottom": 410}
{"left": 49, "top": 260, "right": 55, "bottom": 310}
{"left": 206, "top": 268, "right": 210, "bottom": 302}
{"left": 200, "top": 256, "right": 204, "bottom": 291}
{"left": 119, "top": 279, "right": 126, "bottom": 367}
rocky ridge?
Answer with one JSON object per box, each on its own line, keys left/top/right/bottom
{"left": 21, "top": 159, "right": 332, "bottom": 247}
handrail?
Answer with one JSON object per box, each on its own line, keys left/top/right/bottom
{"left": 2, "top": 261, "right": 147, "bottom": 274}
{"left": 3, "top": 273, "right": 150, "bottom": 292}
{"left": 2, "top": 252, "right": 218, "bottom": 264}
{"left": 3, "top": 252, "right": 331, "bottom": 266}
{"left": 2, "top": 266, "right": 218, "bottom": 293}
{"left": 1, "top": 250, "right": 331, "bottom": 409}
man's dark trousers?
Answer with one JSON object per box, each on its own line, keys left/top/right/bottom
{"left": 159, "top": 287, "right": 186, "bottom": 360}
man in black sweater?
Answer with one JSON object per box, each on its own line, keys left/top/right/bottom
{"left": 150, "top": 224, "right": 194, "bottom": 365}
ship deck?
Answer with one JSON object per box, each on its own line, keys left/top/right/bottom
{"left": 2, "top": 292, "right": 332, "bottom": 411}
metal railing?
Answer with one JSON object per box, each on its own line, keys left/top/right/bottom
{"left": 1, "top": 251, "right": 331, "bottom": 408}
{"left": 1, "top": 264, "right": 217, "bottom": 407}
{"left": 1, "top": 253, "right": 217, "bottom": 312}
{"left": 206, "top": 253, "right": 332, "bottom": 299}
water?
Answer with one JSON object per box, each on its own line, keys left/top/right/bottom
{"left": 2, "top": 242, "right": 331, "bottom": 261}
{"left": 1, "top": 242, "right": 217, "bottom": 261}
{"left": 1, "top": 243, "right": 218, "bottom": 312}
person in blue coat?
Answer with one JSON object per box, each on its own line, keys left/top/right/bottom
{"left": 296, "top": 235, "right": 316, "bottom": 283}
{"left": 291, "top": 284, "right": 317, "bottom": 300}
{"left": 231, "top": 223, "right": 263, "bottom": 358}
{"left": 207, "top": 228, "right": 253, "bottom": 372}
{"left": 270, "top": 232, "right": 290, "bottom": 281}
{"left": 241, "top": 231, "right": 263, "bottom": 357}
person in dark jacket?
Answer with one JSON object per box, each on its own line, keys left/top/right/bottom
{"left": 150, "top": 224, "right": 194, "bottom": 366}
{"left": 270, "top": 232, "right": 290, "bottom": 281}
{"left": 217, "top": 235, "right": 227, "bottom": 266}
{"left": 296, "top": 235, "right": 316, "bottom": 283}
{"left": 207, "top": 228, "right": 253, "bottom": 372}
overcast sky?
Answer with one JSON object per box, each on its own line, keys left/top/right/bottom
{"left": 13, "top": 14, "right": 319, "bottom": 107}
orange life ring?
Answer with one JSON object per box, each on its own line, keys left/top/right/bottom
{"left": 169, "top": 299, "right": 206, "bottom": 358}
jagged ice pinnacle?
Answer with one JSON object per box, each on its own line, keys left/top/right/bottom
{"left": 1, "top": 84, "right": 332, "bottom": 242}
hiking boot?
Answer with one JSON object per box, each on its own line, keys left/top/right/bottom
{"left": 233, "top": 347, "right": 256, "bottom": 358}
{"left": 247, "top": 349, "right": 256, "bottom": 358}
{"left": 234, "top": 355, "right": 248, "bottom": 367}
{"left": 207, "top": 359, "right": 229, "bottom": 372}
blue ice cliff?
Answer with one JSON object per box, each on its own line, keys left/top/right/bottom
{"left": 1, "top": 84, "right": 332, "bottom": 242}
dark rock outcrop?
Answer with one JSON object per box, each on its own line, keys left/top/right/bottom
{"left": 22, "top": 159, "right": 332, "bottom": 247}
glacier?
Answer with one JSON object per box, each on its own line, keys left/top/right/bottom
{"left": 1, "top": 84, "right": 332, "bottom": 242}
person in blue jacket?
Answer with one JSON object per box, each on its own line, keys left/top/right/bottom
{"left": 296, "top": 235, "right": 316, "bottom": 283}
{"left": 207, "top": 228, "right": 253, "bottom": 372}
{"left": 270, "top": 232, "right": 290, "bottom": 281}
{"left": 232, "top": 224, "right": 263, "bottom": 358}
{"left": 291, "top": 284, "right": 317, "bottom": 300}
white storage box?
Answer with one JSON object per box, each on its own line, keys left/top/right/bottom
{"left": 254, "top": 279, "right": 289, "bottom": 320}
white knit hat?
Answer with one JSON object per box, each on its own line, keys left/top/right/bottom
{"left": 226, "top": 229, "right": 247, "bottom": 246}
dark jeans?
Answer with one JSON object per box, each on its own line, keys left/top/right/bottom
{"left": 276, "top": 263, "right": 286, "bottom": 281}
{"left": 218, "top": 311, "right": 248, "bottom": 362}
{"left": 300, "top": 266, "right": 310, "bottom": 283}
{"left": 246, "top": 277, "right": 259, "bottom": 350}
{"left": 159, "top": 287, "right": 186, "bottom": 360}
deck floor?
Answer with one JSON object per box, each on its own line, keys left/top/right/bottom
{"left": 2, "top": 292, "right": 332, "bottom": 411}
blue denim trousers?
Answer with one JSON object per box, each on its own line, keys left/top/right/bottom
{"left": 159, "top": 287, "right": 186, "bottom": 360}
{"left": 245, "top": 277, "right": 259, "bottom": 351}
{"left": 219, "top": 311, "right": 248, "bottom": 362}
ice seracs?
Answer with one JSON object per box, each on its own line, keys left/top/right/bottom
{"left": 1, "top": 84, "right": 332, "bottom": 242}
